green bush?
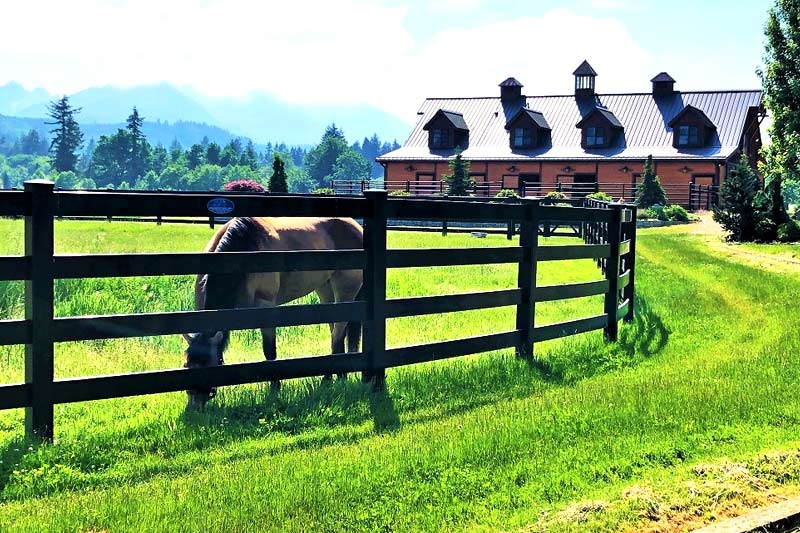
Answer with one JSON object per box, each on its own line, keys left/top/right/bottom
{"left": 586, "top": 191, "right": 612, "bottom": 202}
{"left": 495, "top": 189, "right": 519, "bottom": 198}
{"left": 544, "top": 191, "right": 568, "bottom": 201}
{"left": 311, "top": 187, "right": 335, "bottom": 195}
{"left": 755, "top": 217, "right": 777, "bottom": 242}
{"left": 663, "top": 204, "right": 689, "bottom": 222}
{"left": 777, "top": 220, "right": 800, "bottom": 242}
{"left": 389, "top": 190, "right": 412, "bottom": 197}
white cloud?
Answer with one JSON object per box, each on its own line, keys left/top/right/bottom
{"left": 0, "top": 2, "right": 652, "bottom": 123}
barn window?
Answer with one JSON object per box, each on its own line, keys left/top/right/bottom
{"left": 586, "top": 127, "right": 605, "bottom": 147}
{"left": 678, "top": 125, "right": 699, "bottom": 147}
{"left": 513, "top": 127, "right": 534, "bottom": 148}
{"left": 432, "top": 129, "right": 450, "bottom": 149}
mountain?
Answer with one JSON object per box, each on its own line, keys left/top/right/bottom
{"left": 1, "top": 82, "right": 412, "bottom": 145}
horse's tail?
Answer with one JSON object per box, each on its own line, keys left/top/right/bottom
{"left": 346, "top": 284, "right": 364, "bottom": 353}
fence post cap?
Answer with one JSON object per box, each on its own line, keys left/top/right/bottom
{"left": 24, "top": 179, "right": 55, "bottom": 189}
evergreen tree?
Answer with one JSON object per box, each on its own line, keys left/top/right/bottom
{"left": 45, "top": 96, "right": 83, "bottom": 172}
{"left": 445, "top": 149, "right": 471, "bottom": 196}
{"left": 304, "top": 124, "right": 350, "bottom": 188}
{"left": 331, "top": 150, "right": 371, "bottom": 182}
{"left": 240, "top": 140, "right": 259, "bottom": 170}
{"left": 758, "top": 0, "right": 798, "bottom": 225}
{"left": 636, "top": 155, "right": 668, "bottom": 207}
{"left": 713, "top": 154, "right": 761, "bottom": 241}
{"left": 187, "top": 144, "right": 205, "bottom": 170}
{"left": 19, "top": 129, "right": 48, "bottom": 155}
{"left": 169, "top": 138, "right": 183, "bottom": 161}
{"left": 219, "top": 140, "right": 241, "bottom": 167}
{"left": 149, "top": 144, "right": 169, "bottom": 175}
{"left": 125, "top": 107, "right": 149, "bottom": 182}
{"left": 205, "top": 142, "right": 221, "bottom": 165}
{"left": 268, "top": 153, "right": 288, "bottom": 193}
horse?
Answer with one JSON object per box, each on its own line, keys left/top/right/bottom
{"left": 183, "top": 216, "right": 364, "bottom": 409}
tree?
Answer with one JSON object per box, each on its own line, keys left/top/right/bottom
{"left": 304, "top": 124, "right": 350, "bottom": 188}
{"left": 240, "top": 140, "right": 259, "bottom": 170}
{"left": 331, "top": 150, "right": 371, "bottom": 182}
{"left": 205, "top": 142, "right": 221, "bottom": 165}
{"left": 45, "top": 96, "right": 83, "bottom": 172}
{"left": 713, "top": 154, "right": 761, "bottom": 241}
{"left": 268, "top": 153, "right": 288, "bottom": 193}
{"left": 125, "top": 107, "right": 150, "bottom": 182}
{"left": 19, "top": 129, "right": 48, "bottom": 155}
{"left": 444, "top": 149, "right": 471, "bottom": 196}
{"left": 758, "top": 0, "right": 799, "bottom": 226}
{"left": 636, "top": 155, "right": 667, "bottom": 207}
{"left": 90, "top": 129, "right": 132, "bottom": 187}
{"left": 187, "top": 144, "right": 205, "bottom": 170}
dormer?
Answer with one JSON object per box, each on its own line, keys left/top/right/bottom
{"left": 576, "top": 107, "right": 623, "bottom": 150}
{"left": 573, "top": 60, "right": 597, "bottom": 100}
{"left": 668, "top": 105, "right": 715, "bottom": 148}
{"left": 499, "top": 77, "right": 524, "bottom": 103}
{"left": 505, "top": 108, "right": 550, "bottom": 150}
{"left": 423, "top": 109, "right": 469, "bottom": 150}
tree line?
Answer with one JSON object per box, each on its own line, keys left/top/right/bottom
{"left": 0, "top": 95, "right": 400, "bottom": 193}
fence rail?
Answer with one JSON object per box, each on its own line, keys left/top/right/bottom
{"left": 0, "top": 180, "right": 636, "bottom": 440}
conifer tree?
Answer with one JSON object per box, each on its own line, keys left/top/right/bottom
{"left": 713, "top": 154, "right": 761, "bottom": 241}
{"left": 636, "top": 155, "right": 667, "bottom": 207}
{"left": 269, "top": 153, "right": 288, "bottom": 193}
{"left": 46, "top": 96, "right": 83, "bottom": 172}
{"left": 125, "top": 107, "right": 149, "bottom": 182}
{"left": 445, "top": 149, "right": 471, "bottom": 196}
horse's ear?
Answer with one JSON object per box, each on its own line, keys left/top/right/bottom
{"left": 182, "top": 333, "right": 194, "bottom": 344}
{"left": 210, "top": 331, "right": 224, "bottom": 344}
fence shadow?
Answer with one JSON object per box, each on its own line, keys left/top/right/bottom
{"left": 532, "top": 295, "right": 669, "bottom": 384}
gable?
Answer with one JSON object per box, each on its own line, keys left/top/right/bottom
{"left": 668, "top": 105, "right": 715, "bottom": 129}
{"left": 423, "top": 109, "right": 468, "bottom": 131}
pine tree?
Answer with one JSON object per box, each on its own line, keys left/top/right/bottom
{"left": 713, "top": 154, "right": 761, "bottom": 241}
{"left": 758, "top": 0, "right": 799, "bottom": 225}
{"left": 636, "top": 155, "right": 667, "bottom": 207}
{"left": 268, "top": 153, "right": 288, "bottom": 193}
{"left": 45, "top": 96, "right": 83, "bottom": 172}
{"left": 125, "top": 107, "right": 149, "bottom": 182}
{"left": 445, "top": 149, "right": 471, "bottom": 196}
{"left": 205, "top": 142, "right": 221, "bottom": 166}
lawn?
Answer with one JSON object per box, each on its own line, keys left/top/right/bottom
{"left": 0, "top": 220, "right": 799, "bottom": 532}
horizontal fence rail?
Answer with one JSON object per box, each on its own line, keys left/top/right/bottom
{"left": 0, "top": 181, "right": 636, "bottom": 440}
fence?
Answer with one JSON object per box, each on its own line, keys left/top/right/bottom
{"left": 0, "top": 180, "right": 636, "bottom": 441}
{"left": 334, "top": 179, "right": 699, "bottom": 207}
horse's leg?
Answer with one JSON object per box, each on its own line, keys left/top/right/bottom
{"left": 330, "top": 270, "right": 364, "bottom": 381}
{"left": 253, "top": 277, "right": 280, "bottom": 391}
{"left": 260, "top": 324, "right": 280, "bottom": 391}
{"left": 316, "top": 281, "right": 348, "bottom": 381}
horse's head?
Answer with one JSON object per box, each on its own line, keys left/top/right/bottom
{"left": 183, "top": 331, "right": 225, "bottom": 409}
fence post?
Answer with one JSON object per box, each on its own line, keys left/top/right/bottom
{"left": 624, "top": 205, "right": 637, "bottom": 323}
{"left": 24, "top": 180, "right": 56, "bottom": 441}
{"left": 603, "top": 204, "right": 622, "bottom": 341}
{"left": 362, "top": 190, "right": 388, "bottom": 390}
{"left": 516, "top": 199, "right": 538, "bottom": 358}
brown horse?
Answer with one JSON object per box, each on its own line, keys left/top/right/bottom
{"left": 183, "top": 216, "right": 364, "bottom": 408}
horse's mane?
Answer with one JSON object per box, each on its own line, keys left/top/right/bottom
{"left": 200, "top": 218, "right": 264, "bottom": 346}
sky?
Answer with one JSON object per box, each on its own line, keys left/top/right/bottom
{"left": 0, "top": 0, "right": 773, "bottom": 123}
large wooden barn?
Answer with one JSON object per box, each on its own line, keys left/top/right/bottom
{"left": 375, "top": 61, "right": 764, "bottom": 207}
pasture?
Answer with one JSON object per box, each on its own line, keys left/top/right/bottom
{"left": 0, "top": 220, "right": 799, "bottom": 531}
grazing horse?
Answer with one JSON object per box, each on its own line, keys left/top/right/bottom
{"left": 183, "top": 216, "right": 364, "bottom": 408}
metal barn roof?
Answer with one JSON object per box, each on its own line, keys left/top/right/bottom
{"left": 378, "top": 90, "right": 762, "bottom": 162}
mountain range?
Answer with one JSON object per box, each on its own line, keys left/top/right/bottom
{"left": 0, "top": 81, "right": 412, "bottom": 146}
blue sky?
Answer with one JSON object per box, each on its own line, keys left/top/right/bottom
{"left": 0, "top": 0, "right": 773, "bottom": 122}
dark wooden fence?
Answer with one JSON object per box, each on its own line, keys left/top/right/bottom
{"left": 0, "top": 180, "right": 636, "bottom": 441}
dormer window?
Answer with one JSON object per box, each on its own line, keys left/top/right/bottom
{"left": 586, "top": 127, "right": 605, "bottom": 147}
{"left": 432, "top": 128, "right": 450, "bottom": 149}
{"left": 677, "top": 125, "right": 699, "bottom": 147}
{"left": 424, "top": 109, "right": 468, "bottom": 150}
{"left": 668, "top": 105, "right": 716, "bottom": 149}
{"left": 505, "top": 108, "right": 550, "bottom": 150}
{"left": 513, "top": 127, "right": 533, "bottom": 148}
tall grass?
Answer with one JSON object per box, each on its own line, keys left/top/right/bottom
{"left": 0, "top": 221, "right": 797, "bottom": 532}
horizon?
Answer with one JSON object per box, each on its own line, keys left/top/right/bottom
{"left": 0, "top": 0, "right": 772, "bottom": 125}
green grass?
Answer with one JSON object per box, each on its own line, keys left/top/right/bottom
{"left": 0, "top": 220, "right": 798, "bottom": 532}
{"left": 736, "top": 240, "right": 800, "bottom": 260}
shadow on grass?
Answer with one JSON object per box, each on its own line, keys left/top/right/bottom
{"left": 533, "top": 295, "right": 669, "bottom": 384}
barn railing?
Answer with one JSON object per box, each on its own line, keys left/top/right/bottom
{"left": 0, "top": 180, "right": 636, "bottom": 441}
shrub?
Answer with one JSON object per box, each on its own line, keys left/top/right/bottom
{"left": 495, "top": 189, "right": 519, "bottom": 198}
{"left": 312, "top": 187, "right": 335, "bottom": 195}
{"left": 389, "top": 190, "right": 412, "bottom": 197}
{"left": 444, "top": 149, "right": 470, "bottom": 196}
{"left": 545, "top": 191, "right": 568, "bottom": 201}
{"left": 586, "top": 191, "right": 612, "bottom": 202}
{"left": 224, "top": 180, "right": 265, "bottom": 193}
{"left": 755, "top": 217, "right": 778, "bottom": 242}
{"left": 663, "top": 204, "right": 689, "bottom": 222}
{"left": 777, "top": 220, "right": 800, "bottom": 242}
{"left": 636, "top": 155, "right": 668, "bottom": 207}
{"left": 713, "top": 154, "right": 760, "bottom": 241}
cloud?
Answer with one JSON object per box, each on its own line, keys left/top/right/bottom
{"left": 0, "top": 2, "right": 651, "bottom": 123}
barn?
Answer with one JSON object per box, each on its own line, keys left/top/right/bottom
{"left": 376, "top": 61, "right": 763, "bottom": 207}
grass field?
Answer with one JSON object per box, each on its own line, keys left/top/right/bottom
{"left": 0, "top": 220, "right": 799, "bottom": 532}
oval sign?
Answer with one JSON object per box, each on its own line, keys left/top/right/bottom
{"left": 207, "top": 197, "right": 235, "bottom": 215}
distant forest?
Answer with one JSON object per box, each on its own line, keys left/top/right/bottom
{"left": 0, "top": 102, "right": 400, "bottom": 192}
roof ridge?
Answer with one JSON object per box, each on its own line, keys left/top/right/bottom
{"left": 423, "top": 89, "right": 762, "bottom": 101}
